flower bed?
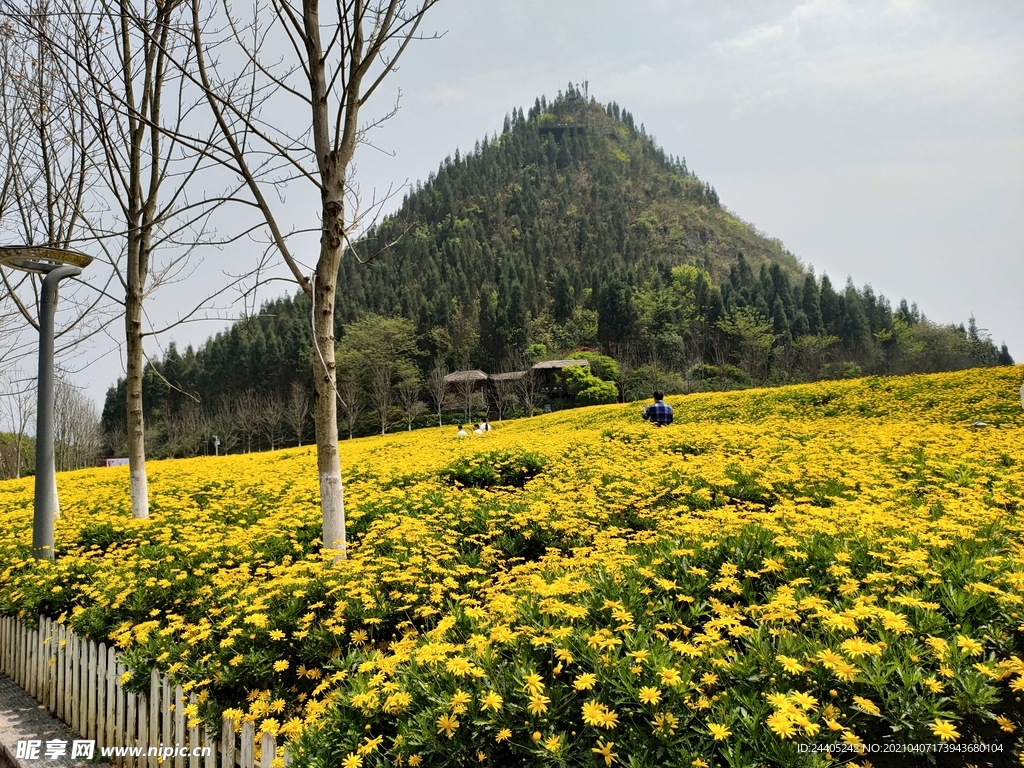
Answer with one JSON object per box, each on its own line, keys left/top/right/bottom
{"left": 1, "top": 367, "right": 1023, "bottom": 766}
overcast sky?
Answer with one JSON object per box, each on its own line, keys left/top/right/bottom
{"left": 18, "top": 0, "right": 1024, "bottom": 409}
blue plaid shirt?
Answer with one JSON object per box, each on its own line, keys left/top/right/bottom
{"left": 643, "top": 400, "right": 673, "bottom": 426}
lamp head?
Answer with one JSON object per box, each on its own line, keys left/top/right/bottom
{"left": 0, "top": 246, "right": 93, "bottom": 274}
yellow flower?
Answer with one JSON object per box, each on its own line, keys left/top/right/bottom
{"left": 357, "top": 735, "right": 383, "bottom": 755}
{"left": 527, "top": 693, "right": 551, "bottom": 716}
{"left": 777, "top": 654, "right": 806, "bottom": 674}
{"left": 543, "top": 734, "right": 561, "bottom": 752}
{"left": 408, "top": 757, "right": 423, "bottom": 767}
{"left": 841, "top": 731, "right": 864, "bottom": 750}
{"left": 350, "top": 630, "right": 368, "bottom": 645}
{"left": 957, "top": 635, "right": 983, "bottom": 657}
{"left": 446, "top": 657, "right": 474, "bottom": 676}
{"left": 272, "top": 660, "right": 289, "bottom": 672}
{"left": 996, "top": 715, "right": 1016, "bottom": 733}
{"left": 788, "top": 691, "right": 818, "bottom": 710}
{"left": 480, "top": 691, "right": 503, "bottom": 712}
{"left": 600, "top": 709, "right": 619, "bottom": 730}
{"left": 852, "top": 696, "right": 880, "bottom": 716}
{"left": 574, "top": 672, "right": 597, "bottom": 691}
{"left": 831, "top": 661, "right": 860, "bottom": 681}
{"left": 495, "top": 729, "right": 512, "bottom": 743}
{"left": 591, "top": 739, "right": 618, "bottom": 766}
{"left": 659, "top": 668, "right": 682, "bottom": 687}
{"left": 523, "top": 672, "right": 544, "bottom": 694}
{"left": 707, "top": 722, "right": 731, "bottom": 740}
{"left": 816, "top": 648, "right": 844, "bottom": 668}
{"left": 767, "top": 712, "right": 797, "bottom": 739}
{"left": 931, "top": 719, "right": 960, "bottom": 742}
{"left": 436, "top": 713, "right": 459, "bottom": 738}
{"left": 582, "top": 700, "right": 607, "bottom": 728}
{"left": 653, "top": 712, "right": 679, "bottom": 735}
{"left": 341, "top": 755, "right": 362, "bottom": 768}
{"left": 638, "top": 686, "right": 662, "bottom": 705}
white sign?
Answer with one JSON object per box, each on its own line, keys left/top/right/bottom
{"left": 105, "top": 457, "right": 130, "bottom": 467}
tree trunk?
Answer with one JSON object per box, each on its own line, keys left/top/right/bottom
{"left": 313, "top": 203, "right": 345, "bottom": 556}
{"left": 125, "top": 278, "right": 149, "bottom": 519}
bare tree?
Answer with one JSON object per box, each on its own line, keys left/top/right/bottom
{"left": 0, "top": 371, "right": 35, "bottom": 479}
{"left": 53, "top": 377, "right": 102, "bottom": 472}
{"left": 615, "top": 343, "right": 641, "bottom": 402}
{"left": 285, "top": 382, "right": 310, "bottom": 446}
{"left": 211, "top": 401, "right": 242, "bottom": 455}
{"left": 2, "top": 0, "right": 256, "bottom": 521}
{"left": 369, "top": 362, "right": 395, "bottom": 436}
{"left": 188, "top": 0, "right": 442, "bottom": 555}
{"left": 491, "top": 377, "right": 519, "bottom": 422}
{"left": 162, "top": 402, "right": 210, "bottom": 458}
{"left": 338, "top": 371, "right": 364, "bottom": 441}
{"left": 234, "top": 390, "right": 263, "bottom": 453}
{"left": 0, "top": 6, "right": 113, "bottom": 375}
{"left": 425, "top": 358, "right": 450, "bottom": 428}
{"left": 491, "top": 356, "right": 524, "bottom": 421}
{"left": 396, "top": 375, "right": 426, "bottom": 430}
{"left": 261, "top": 392, "right": 286, "bottom": 450}
{"left": 511, "top": 351, "right": 540, "bottom": 417}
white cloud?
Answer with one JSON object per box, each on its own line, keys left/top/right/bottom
{"left": 792, "top": 0, "right": 850, "bottom": 21}
{"left": 715, "top": 23, "right": 786, "bottom": 52}
{"left": 886, "top": 0, "right": 926, "bottom": 14}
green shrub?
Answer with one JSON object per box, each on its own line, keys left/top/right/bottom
{"left": 574, "top": 351, "right": 620, "bottom": 382}
{"left": 577, "top": 379, "right": 618, "bottom": 405}
{"left": 441, "top": 449, "right": 547, "bottom": 488}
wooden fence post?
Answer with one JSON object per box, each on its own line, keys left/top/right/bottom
{"left": 105, "top": 646, "right": 117, "bottom": 751}
{"left": 174, "top": 684, "right": 186, "bottom": 768}
{"left": 260, "top": 732, "right": 275, "bottom": 768}
{"left": 96, "top": 642, "right": 108, "bottom": 747}
{"left": 149, "top": 669, "right": 160, "bottom": 768}
{"left": 220, "top": 717, "right": 236, "bottom": 768}
{"left": 240, "top": 721, "right": 255, "bottom": 768}
{"left": 189, "top": 693, "right": 201, "bottom": 768}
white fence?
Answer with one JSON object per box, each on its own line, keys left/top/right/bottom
{"left": 0, "top": 615, "right": 292, "bottom": 767}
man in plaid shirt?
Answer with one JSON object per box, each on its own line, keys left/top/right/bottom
{"left": 642, "top": 390, "right": 673, "bottom": 426}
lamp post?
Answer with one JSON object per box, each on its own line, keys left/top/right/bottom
{"left": 0, "top": 246, "right": 93, "bottom": 559}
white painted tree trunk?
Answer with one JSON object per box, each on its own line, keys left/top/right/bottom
{"left": 312, "top": 238, "right": 345, "bottom": 556}
{"left": 126, "top": 283, "right": 149, "bottom": 519}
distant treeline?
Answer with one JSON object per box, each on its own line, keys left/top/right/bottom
{"left": 99, "top": 265, "right": 1011, "bottom": 458}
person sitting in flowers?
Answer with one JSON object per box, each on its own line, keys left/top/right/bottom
{"left": 642, "top": 390, "right": 673, "bottom": 426}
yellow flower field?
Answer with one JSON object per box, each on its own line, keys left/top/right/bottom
{"left": 2, "top": 366, "right": 1024, "bottom": 767}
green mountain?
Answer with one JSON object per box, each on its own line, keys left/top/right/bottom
{"left": 336, "top": 88, "right": 804, "bottom": 365}
{"left": 101, "top": 86, "right": 1011, "bottom": 454}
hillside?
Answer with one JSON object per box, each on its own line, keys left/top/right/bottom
{"left": 338, "top": 86, "right": 801, "bottom": 334}
{"left": 100, "top": 87, "right": 1012, "bottom": 456}
{"left": 10, "top": 367, "right": 1024, "bottom": 765}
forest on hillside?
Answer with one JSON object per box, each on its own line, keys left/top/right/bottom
{"left": 94, "top": 88, "right": 1012, "bottom": 461}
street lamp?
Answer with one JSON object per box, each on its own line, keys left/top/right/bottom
{"left": 0, "top": 246, "right": 93, "bottom": 559}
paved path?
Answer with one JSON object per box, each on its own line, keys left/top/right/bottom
{"left": 0, "top": 675, "right": 108, "bottom": 768}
